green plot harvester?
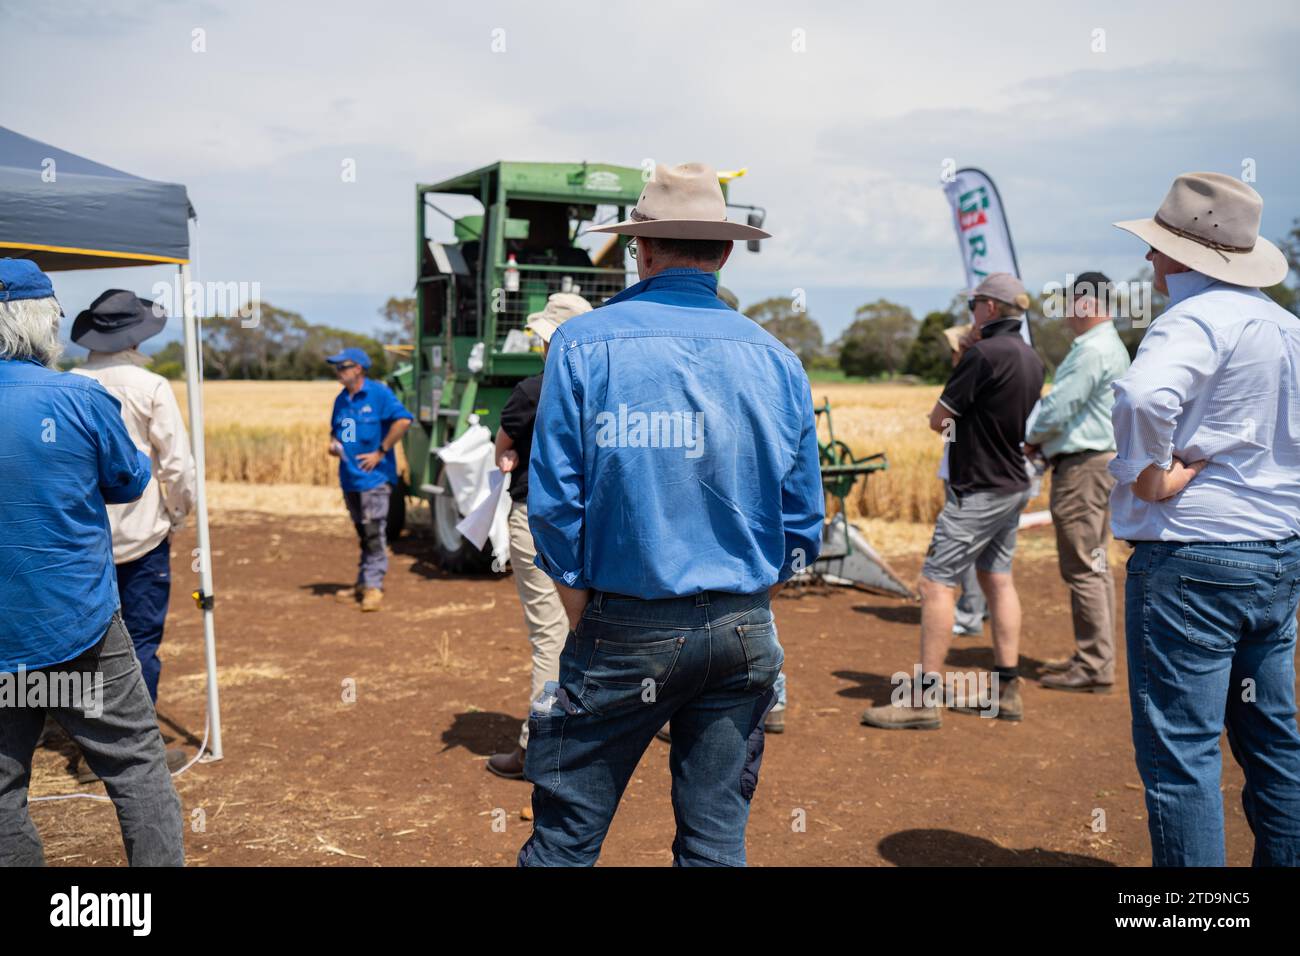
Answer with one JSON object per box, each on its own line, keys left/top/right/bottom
{"left": 389, "top": 160, "right": 914, "bottom": 599}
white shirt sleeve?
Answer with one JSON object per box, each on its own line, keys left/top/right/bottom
{"left": 149, "top": 377, "right": 196, "bottom": 526}
{"left": 1109, "top": 311, "right": 1219, "bottom": 485}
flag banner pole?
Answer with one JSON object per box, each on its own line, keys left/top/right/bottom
{"left": 943, "top": 167, "right": 1033, "bottom": 346}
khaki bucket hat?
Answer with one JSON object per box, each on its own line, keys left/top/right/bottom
{"left": 526, "top": 292, "right": 592, "bottom": 343}
{"left": 588, "top": 162, "right": 771, "bottom": 241}
{"left": 1114, "top": 172, "right": 1287, "bottom": 288}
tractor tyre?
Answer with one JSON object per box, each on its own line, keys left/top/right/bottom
{"left": 430, "top": 465, "right": 494, "bottom": 573}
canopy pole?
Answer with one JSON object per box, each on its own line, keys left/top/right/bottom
{"left": 180, "top": 263, "right": 223, "bottom": 761}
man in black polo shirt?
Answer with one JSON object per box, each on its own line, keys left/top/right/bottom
{"left": 486, "top": 292, "right": 592, "bottom": 779}
{"left": 862, "top": 273, "right": 1044, "bottom": 729}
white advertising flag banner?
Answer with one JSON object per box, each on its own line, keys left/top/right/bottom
{"left": 943, "top": 168, "right": 1031, "bottom": 344}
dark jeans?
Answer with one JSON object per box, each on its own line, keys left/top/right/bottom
{"left": 519, "top": 589, "right": 781, "bottom": 867}
{"left": 1126, "top": 537, "right": 1300, "bottom": 866}
{"left": 116, "top": 536, "right": 172, "bottom": 703}
{"left": 0, "top": 612, "right": 185, "bottom": 867}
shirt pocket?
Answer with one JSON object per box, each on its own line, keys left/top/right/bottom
{"left": 576, "top": 630, "right": 686, "bottom": 716}
{"left": 736, "top": 617, "right": 784, "bottom": 692}
{"left": 1179, "top": 574, "right": 1254, "bottom": 653}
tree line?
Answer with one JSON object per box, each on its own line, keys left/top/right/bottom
{"left": 143, "top": 297, "right": 415, "bottom": 380}
{"left": 747, "top": 218, "right": 1299, "bottom": 382}
{"left": 132, "top": 218, "right": 1297, "bottom": 383}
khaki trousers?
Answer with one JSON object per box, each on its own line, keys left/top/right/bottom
{"left": 508, "top": 501, "right": 569, "bottom": 749}
{"left": 1049, "top": 451, "right": 1117, "bottom": 682}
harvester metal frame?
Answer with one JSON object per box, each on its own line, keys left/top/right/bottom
{"left": 807, "top": 399, "right": 918, "bottom": 600}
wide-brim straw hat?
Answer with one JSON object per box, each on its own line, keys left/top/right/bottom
{"left": 588, "top": 162, "right": 771, "bottom": 241}
{"left": 1113, "top": 172, "right": 1287, "bottom": 288}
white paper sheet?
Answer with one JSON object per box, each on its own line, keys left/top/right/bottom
{"left": 455, "top": 468, "right": 510, "bottom": 550}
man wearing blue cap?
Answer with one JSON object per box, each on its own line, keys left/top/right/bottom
{"left": 326, "top": 347, "right": 413, "bottom": 611}
{"left": 0, "top": 259, "right": 184, "bottom": 865}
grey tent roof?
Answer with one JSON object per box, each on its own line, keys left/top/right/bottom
{"left": 0, "top": 126, "right": 192, "bottom": 271}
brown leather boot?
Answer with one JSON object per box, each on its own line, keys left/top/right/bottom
{"left": 486, "top": 747, "right": 526, "bottom": 780}
{"left": 952, "top": 675, "right": 1024, "bottom": 721}
{"left": 1041, "top": 654, "right": 1076, "bottom": 673}
{"left": 994, "top": 676, "right": 1024, "bottom": 721}
{"left": 1041, "top": 666, "right": 1113, "bottom": 693}
{"left": 360, "top": 588, "right": 383, "bottom": 612}
{"left": 860, "top": 700, "right": 942, "bottom": 730}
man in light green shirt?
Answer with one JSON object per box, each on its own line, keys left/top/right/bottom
{"left": 1026, "top": 272, "right": 1131, "bottom": 692}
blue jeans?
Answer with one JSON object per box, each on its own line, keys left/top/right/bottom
{"left": 116, "top": 536, "right": 172, "bottom": 704}
{"left": 1125, "top": 537, "right": 1300, "bottom": 866}
{"left": 518, "top": 589, "right": 781, "bottom": 867}
{"left": 773, "top": 669, "right": 787, "bottom": 709}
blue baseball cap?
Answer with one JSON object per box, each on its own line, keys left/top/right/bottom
{"left": 0, "top": 258, "right": 56, "bottom": 303}
{"left": 326, "top": 347, "right": 371, "bottom": 369}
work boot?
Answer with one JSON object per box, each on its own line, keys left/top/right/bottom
{"left": 953, "top": 675, "right": 1024, "bottom": 721}
{"left": 860, "top": 700, "right": 942, "bottom": 731}
{"left": 360, "top": 588, "right": 383, "bottom": 612}
{"left": 73, "top": 753, "right": 98, "bottom": 785}
{"left": 335, "top": 585, "right": 362, "bottom": 605}
{"left": 1041, "top": 666, "right": 1112, "bottom": 694}
{"left": 486, "top": 747, "right": 526, "bottom": 780}
{"left": 1040, "top": 654, "right": 1076, "bottom": 673}
{"left": 764, "top": 704, "right": 786, "bottom": 734}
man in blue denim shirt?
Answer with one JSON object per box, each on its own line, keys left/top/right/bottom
{"left": 1112, "top": 172, "right": 1300, "bottom": 866}
{"left": 0, "top": 259, "right": 183, "bottom": 865}
{"left": 518, "top": 163, "right": 823, "bottom": 866}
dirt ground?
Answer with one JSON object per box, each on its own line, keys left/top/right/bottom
{"left": 28, "top": 510, "right": 1265, "bottom": 867}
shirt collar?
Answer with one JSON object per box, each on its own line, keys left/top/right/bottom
{"left": 84, "top": 348, "right": 152, "bottom": 368}
{"left": 979, "top": 317, "right": 1024, "bottom": 340}
{"left": 1072, "top": 320, "right": 1115, "bottom": 346}
{"left": 603, "top": 268, "right": 719, "bottom": 307}
{"left": 1165, "top": 270, "right": 1218, "bottom": 307}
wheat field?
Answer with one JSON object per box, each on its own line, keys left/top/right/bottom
{"left": 177, "top": 380, "right": 1050, "bottom": 527}
{"left": 174, "top": 381, "right": 340, "bottom": 486}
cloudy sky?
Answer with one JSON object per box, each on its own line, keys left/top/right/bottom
{"left": 4, "top": 0, "right": 1298, "bottom": 345}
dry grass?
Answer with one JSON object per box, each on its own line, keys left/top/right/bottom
{"left": 172, "top": 380, "right": 337, "bottom": 429}
{"left": 174, "top": 381, "right": 389, "bottom": 486}
{"left": 184, "top": 380, "right": 1050, "bottom": 525}
{"left": 811, "top": 381, "right": 1050, "bottom": 525}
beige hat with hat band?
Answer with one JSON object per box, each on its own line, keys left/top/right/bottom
{"left": 588, "top": 162, "right": 771, "bottom": 242}
{"left": 526, "top": 292, "right": 592, "bottom": 344}
{"left": 1113, "top": 171, "right": 1287, "bottom": 288}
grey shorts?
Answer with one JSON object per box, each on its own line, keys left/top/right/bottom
{"left": 921, "top": 487, "right": 1032, "bottom": 585}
